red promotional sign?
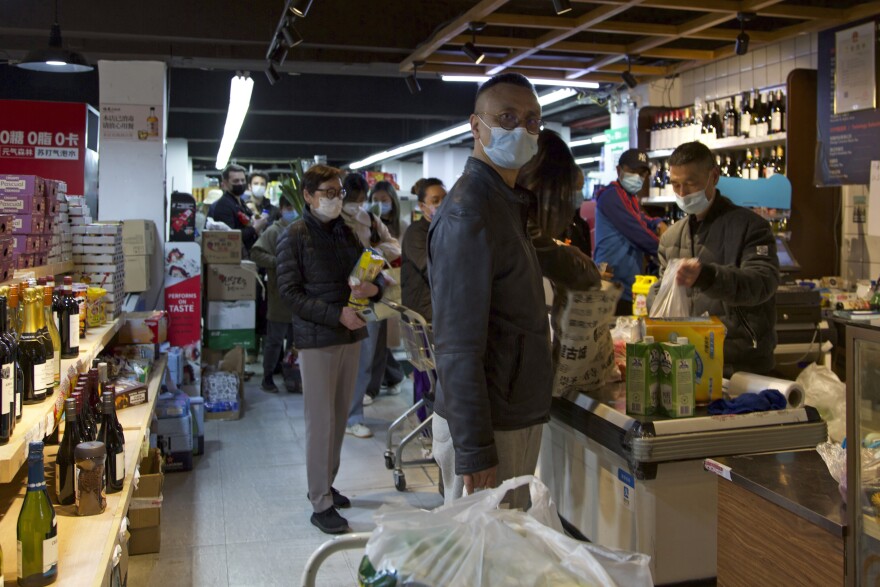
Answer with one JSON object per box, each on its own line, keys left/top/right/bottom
{"left": 0, "top": 100, "right": 92, "bottom": 195}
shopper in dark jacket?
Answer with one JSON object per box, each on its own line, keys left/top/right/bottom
{"left": 428, "top": 73, "right": 552, "bottom": 509}
{"left": 275, "top": 164, "right": 384, "bottom": 535}
{"left": 652, "top": 141, "right": 779, "bottom": 376}
{"left": 402, "top": 178, "right": 445, "bottom": 321}
{"left": 208, "top": 163, "right": 267, "bottom": 254}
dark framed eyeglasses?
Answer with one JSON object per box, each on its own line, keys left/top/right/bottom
{"left": 313, "top": 187, "right": 346, "bottom": 199}
{"left": 477, "top": 112, "right": 544, "bottom": 135}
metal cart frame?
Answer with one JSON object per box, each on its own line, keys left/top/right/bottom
{"left": 379, "top": 301, "right": 437, "bottom": 491}
{"left": 300, "top": 533, "right": 371, "bottom": 587}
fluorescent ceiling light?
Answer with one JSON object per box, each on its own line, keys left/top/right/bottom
{"left": 215, "top": 74, "right": 254, "bottom": 170}
{"left": 442, "top": 74, "right": 599, "bottom": 89}
{"left": 575, "top": 155, "right": 601, "bottom": 165}
{"left": 568, "top": 134, "right": 607, "bottom": 148}
{"left": 348, "top": 88, "right": 576, "bottom": 170}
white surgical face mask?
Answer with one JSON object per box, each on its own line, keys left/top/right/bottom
{"left": 619, "top": 172, "right": 644, "bottom": 194}
{"left": 342, "top": 202, "right": 361, "bottom": 216}
{"left": 377, "top": 201, "right": 393, "bottom": 217}
{"left": 313, "top": 196, "right": 343, "bottom": 221}
{"left": 251, "top": 185, "right": 266, "bottom": 198}
{"left": 676, "top": 179, "right": 713, "bottom": 216}
{"left": 477, "top": 116, "right": 539, "bottom": 169}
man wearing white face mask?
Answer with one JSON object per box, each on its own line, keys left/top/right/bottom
{"left": 594, "top": 149, "right": 667, "bottom": 315}
{"left": 246, "top": 171, "right": 277, "bottom": 226}
{"left": 653, "top": 141, "right": 779, "bottom": 377}
{"left": 428, "top": 73, "right": 552, "bottom": 509}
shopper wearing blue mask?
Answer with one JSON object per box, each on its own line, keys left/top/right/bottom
{"left": 250, "top": 196, "right": 301, "bottom": 394}
{"left": 653, "top": 141, "right": 779, "bottom": 377}
{"left": 594, "top": 148, "right": 668, "bottom": 315}
{"left": 369, "top": 181, "right": 408, "bottom": 242}
{"left": 428, "top": 73, "right": 551, "bottom": 509}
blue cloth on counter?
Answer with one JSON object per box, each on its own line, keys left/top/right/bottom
{"left": 707, "top": 389, "right": 787, "bottom": 415}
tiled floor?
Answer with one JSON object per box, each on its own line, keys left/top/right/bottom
{"left": 128, "top": 370, "right": 442, "bottom": 587}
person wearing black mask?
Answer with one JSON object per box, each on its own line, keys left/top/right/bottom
{"left": 208, "top": 163, "right": 268, "bottom": 253}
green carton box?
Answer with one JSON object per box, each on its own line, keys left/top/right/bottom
{"left": 659, "top": 339, "right": 696, "bottom": 418}
{"left": 626, "top": 337, "right": 660, "bottom": 416}
{"left": 205, "top": 329, "right": 257, "bottom": 351}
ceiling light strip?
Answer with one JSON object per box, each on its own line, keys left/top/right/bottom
{"left": 348, "top": 88, "right": 576, "bottom": 170}
{"left": 442, "top": 74, "right": 599, "bottom": 89}
{"left": 215, "top": 74, "right": 255, "bottom": 170}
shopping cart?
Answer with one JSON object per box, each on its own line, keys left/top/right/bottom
{"left": 378, "top": 300, "right": 437, "bottom": 492}
{"left": 300, "top": 533, "right": 370, "bottom": 587}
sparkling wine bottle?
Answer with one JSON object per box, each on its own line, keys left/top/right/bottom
{"left": 0, "top": 297, "right": 12, "bottom": 444}
{"left": 34, "top": 287, "right": 55, "bottom": 396}
{"left": 55, "top": 398, "right": 80, "bottom": 505}
{"left": 60, "top": 278, "right": 79, "bottom": 359}
{"left": 41, "top": 287, "right": 61, "bottom": 388}
{"left": 16, "top": 441, "right": 58, "bottom": 586}
{"left": 20, "top": 288, "right": 49, "bottom": 405}
{"left": 98, "top": 392, "right": 125, "bottom": 493}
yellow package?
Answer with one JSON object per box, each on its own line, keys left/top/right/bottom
{"left": 348, "top": 249, "right": 385, "bottom": 311}
{"left": 86, "top": 287, "right": 107, "bottom": 327}
{"left": 645, "top": 316, "right": 726, "bottom": 405}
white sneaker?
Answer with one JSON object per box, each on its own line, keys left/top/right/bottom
{"left": 385, "top": 383, "right": 402, "bottom": 396}
{"left": 363, "top": 395, "right": 374, "bottom": 406}
{"left": 346, "top": 423, "right": 373, "bottom": 438}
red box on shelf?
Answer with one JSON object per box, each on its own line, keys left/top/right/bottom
{"left": 0, "top": 175, "right": 46, "bottom": 198}
{"left": 15, "top": 252, "right": 34, "bottom": 269}
{"left": 12, "top": 234, "right": 38, "bottom": 253}
{"left": 12, "top": 215, "right": 45, "bottom": 234}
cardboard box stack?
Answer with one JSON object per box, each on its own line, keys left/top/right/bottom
{"left": 122, "top": 220, "right": 155, "bottom": 293}
{"left": 201, "top": 231, "right": 257, "bottom": 351}
{"left": 49, "top": 180, "right": 72, "bottom": 264}
{"left": 72, "top": 222, "right": 125, "bottom": 319}
{"left": 127, "top": 448, "right": 164, "bottom": 555}
{"left": 0, "top": 174, "right": 56, "bottom": 274}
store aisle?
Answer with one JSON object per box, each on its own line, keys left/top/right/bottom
{"left": 128, "top": 373, "right": 441, "bottom": 587}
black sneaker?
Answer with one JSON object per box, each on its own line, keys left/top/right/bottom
{"left": 307, "top": 487, "right": 351, "bottom": 509}
{"left": 310, "top": 506, "right": 349, "bottom": 534}
{"left": 261, "top": 378, "right": 279, "bottom": 393}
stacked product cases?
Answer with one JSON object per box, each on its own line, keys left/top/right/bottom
{"left": 49, "top": 179, "right": 72, "bottom": 264}
{"left": 121, "top": 220, "right": 156, "bottom": 293}
{"left": 0, "top": 174, "right": 60, "bottom": 275}
{"left": 72, "top": 222, "right": 125, "bottom": 319}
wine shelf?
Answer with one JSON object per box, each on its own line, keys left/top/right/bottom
{"left": 10, "top": 260, "right": 75, "bottom": 283}
{"left": 0, "top": 354, "right": 166, "bottom": 587}
{"left": 648, "top": 132, "right": 787, "bottom": 159}
{"left": 0, "top": 317, "right": 122, "bottom": 483}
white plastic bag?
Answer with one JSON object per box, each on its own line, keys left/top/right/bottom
{"left": 358, "top": 476, "right": 653, "bottom": 587}
{"left": 796, "top": 364, "right": 846, "bottom": 442}
{"left": 550, "top": 282, "right": 622, "bottom": 399}
{"left": 649, "top": 258, "right": 692, "bottom": 318}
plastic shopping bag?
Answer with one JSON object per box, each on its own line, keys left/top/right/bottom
{"left": 358, "top": 476, "right": 653, "bottom": 587}
{"left": 796, "top": 363, "right": 846, "bottom": 442}
{"left": 649, "top": 258, "right": 692, "bottom": 318}
{"left": 550, "top": 281, "right": 622, "bottom": 400}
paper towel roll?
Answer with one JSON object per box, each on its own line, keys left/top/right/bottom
{"left": 727, "top": 372, "right": 805, "bottom": 408}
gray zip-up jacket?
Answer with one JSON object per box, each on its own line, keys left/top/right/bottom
{"left": 428, "top": 157, "right": 553, "bottom": 475}
{"left": 653, "top": 194, "right": 779, "bottom": 376}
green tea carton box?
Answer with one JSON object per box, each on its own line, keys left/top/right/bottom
{"left": 626, "top": 336, "right": 660, "bottom": 416}
{"left": 660, "top": 337, "right": 696, "bottom": 418}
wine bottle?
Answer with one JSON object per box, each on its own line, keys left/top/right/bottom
{"left": 0, "top": 297, "right": 11, "bottom": 445}
{"left": 55, "top": 398, "right": 80, "bottom": 505}
{"left": 711, "top": 102, "right": 724, "bottom": 139}
{"left": 16, "top": 441, "right": 58, "bottom": 586}
{"left": 98, "top": 392, "right": 125, "bottom": 493}
{"left": 34, "top": 287, "right": 55, "bottom": 396}
{"left": 71, "top": 392, "right": 91, "bottom": 443}
{"left": 723, "top": 100, "right": 736, "bottom": 138}
{"left": 650, "top": 164, "right": 663, "bottom": 199}
{"left": 8, "top": 285, "right": 21, "bottom": 338}
{"left": 41, "top": 287, "right": 61, "bottom": 388}
{"left": 775, "top": 145, "right": 786, "bottom": 175}
{"left": 20, "top": 288, "right": 49, "bottom": 405}
{"left": 59, "top": 278, "right": 79, "bottom": 359}
{"left": 777, "top": 90, "right": 786, "bottom": 133}
{"left": 50, "top": 281, "right": 62, "bottom": 335}
{"left": 755, "top": 92, "right": 769, "bottom": 138}
{"left": 78, "top": 381, "right": 97, "bottom": 442}
{"left": 740, "top": 91, "right": 752, "bottom": 138}
{"left": 4, "top": 288, "right": 22, "bottom": 422}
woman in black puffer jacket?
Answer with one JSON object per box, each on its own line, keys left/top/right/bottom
{"left": 275, "top": 165, "right": 384, "bottom": 535}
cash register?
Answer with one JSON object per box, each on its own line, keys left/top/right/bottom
{"left": 773, "top": 236, "right": 826, "bottom": 357}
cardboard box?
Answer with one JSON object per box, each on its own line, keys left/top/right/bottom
{"left": 111, "top": 343, "right": 159, "bottom": 362}
{"left": 206, "top": 300, "right": 256, "bottom": 330}
{"left": 15, "top": 252, "right": 35, "bottom": 269}
{"left": 645, "top": 317, "right": 726, "bottom": 405}
{"left": 12, "top": 214, "right": 45, "bottom": 234}
{"left": 205, "top": 261, "right": 258, "bottom": 301}
{"left": 12, "top": 234, "right": 38, "bottom": 254}
{"left": 205, "top": 328, "right": 257, "bottom": 351}
{"left": 128, "top": 526, "right": 161, "bottom": 556}
{"left": 114, "top": 379, "right": 149, "bottom": 410}
{"left": 124, "top": 255, "right": 152, "bottom": 293}
{"left": 122, "top": 220, "right": 157, "bottom": 256}
{"left": 0, "top": 174, "right": 45, "bottom": 197}
{"left": 0, "top": 214, "right": 13, "bottom": 235}
{"left": 117, "top": 311, "right": 168, "bottom": 344}
{"left": 201, "top": 231, "right": 242, "bottom": 264}
{"left": 1, "top": 195, "right": 46, "bottom": 216}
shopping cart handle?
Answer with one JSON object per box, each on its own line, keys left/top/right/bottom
{"left": 300, "top": 532, "right": 371, "bottom": 587}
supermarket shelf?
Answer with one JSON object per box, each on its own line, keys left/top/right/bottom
{"left": 0, "top": 317, "right": 122, "bottom": 483}
{"left": 648, "top": 132, "right": 786, "bottom": 159}
{"left": 11, "top": 260, "right": 75, "bottom": 282}
{"left": 117, "top": 354, "right": 167, "bottom": 431}
{"left": 0, "top": 354, "right": 166, "bottom": 587}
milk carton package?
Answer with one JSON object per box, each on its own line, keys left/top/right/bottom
{"left": 659, "top": 337, "right": 696, "bottom": 418}
{"left": 626, "top": 336, "right": 660, "bottom": 416}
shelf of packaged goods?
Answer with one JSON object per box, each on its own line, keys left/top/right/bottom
{"left": 0, "top": 317, "right": 122, "bottom": 483}
{"left": 648, "top": 132, "right": 787, "bottom": 159}
{"left": 0, "top": 355, "right": 165, "bottom": 587}
{"left": 865, "top": 514, "right": 880, "bottom": 543}
{"left": 10, "top": 260, "right": 75, "bottom": 283}
{"left": 116, "top": 354, "right": 167, "bottom": 431}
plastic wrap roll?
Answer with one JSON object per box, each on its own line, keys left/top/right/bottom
{"left": 727, "top": 372, "right": 805, "bottom": 408}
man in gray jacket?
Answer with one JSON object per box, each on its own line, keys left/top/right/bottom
{"left": 656, "top": 141, "right": 779, "bottom": 376}
{"left": 428, "top": 73, "right": 553, "bottom": 508}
